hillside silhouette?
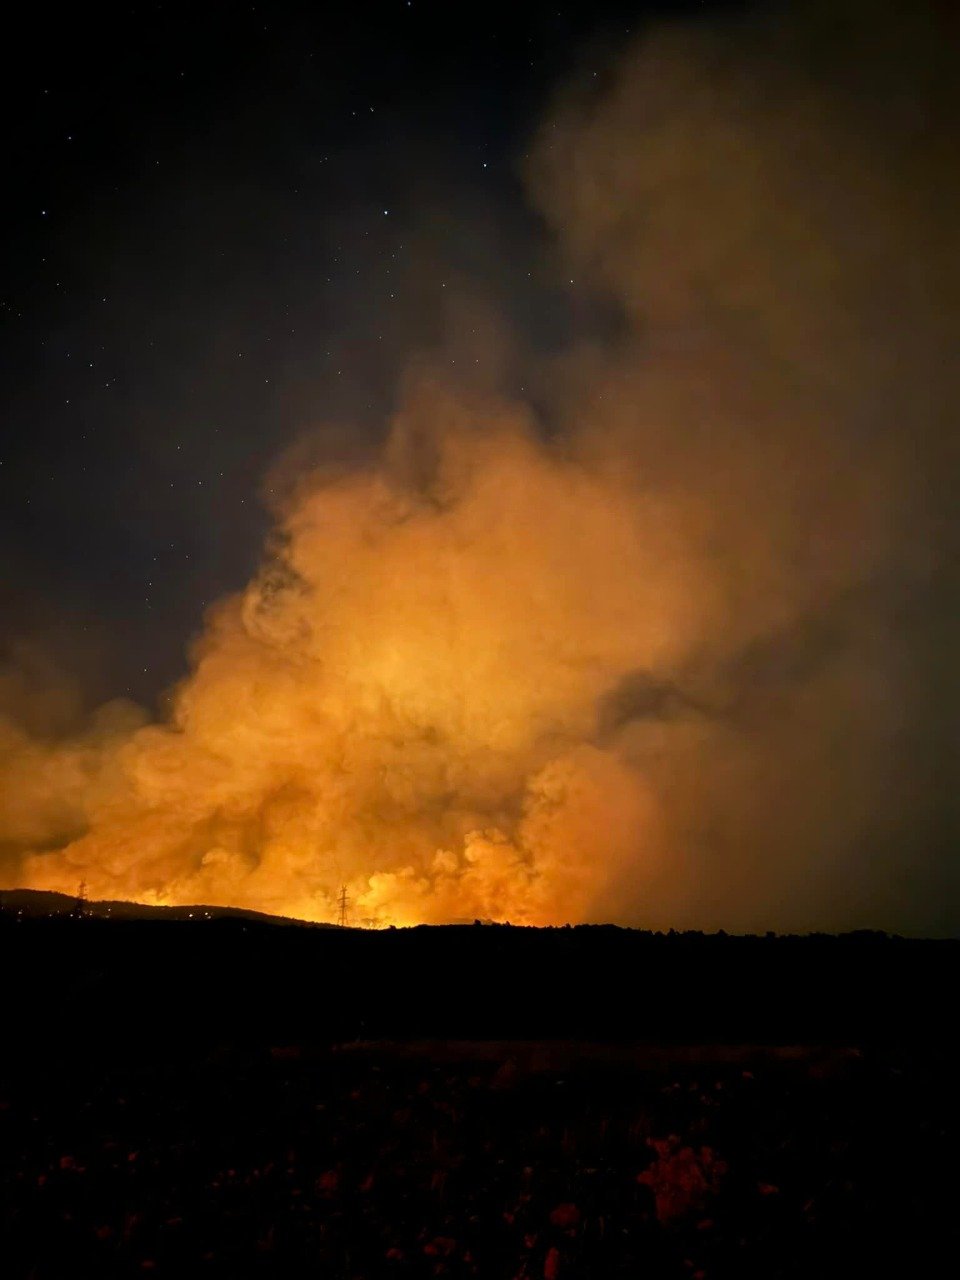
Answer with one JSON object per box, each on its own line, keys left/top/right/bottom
{"left": 2, "top": 895, "right": 954, "bottom": 1051}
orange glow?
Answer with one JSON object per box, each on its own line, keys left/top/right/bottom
{"left": 8, "top": 385, "right": 690, "bottom": 926}
{"left": 2, "top": 1, "right": 945, "bottom": 934}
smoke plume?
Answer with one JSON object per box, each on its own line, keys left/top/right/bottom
{"left": 2, "top": 1, "right": 957, "bottom": 931}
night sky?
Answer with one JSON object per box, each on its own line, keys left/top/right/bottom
{"left": 1, "top": 1, "right": 956, "bottom": 932}
{"left": 3, "top": 0, "right": 711, "bottom": 710}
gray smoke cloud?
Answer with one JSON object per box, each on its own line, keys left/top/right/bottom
{"left": 525, "top": 0, "right": 959, "bottom": 933}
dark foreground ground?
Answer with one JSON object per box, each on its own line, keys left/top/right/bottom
{"left": 2, "top": 914, "right": 957, "bottom": 1277}
{"left": 3, "top": 1039, "right": 956, "bottom": 1279}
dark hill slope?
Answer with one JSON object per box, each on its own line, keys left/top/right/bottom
{"left": 2, "top": 909, "right": 954, "bottom": 1052}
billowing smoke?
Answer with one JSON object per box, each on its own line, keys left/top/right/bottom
{"left": 2, "top": 1, "right": 956, "bottom": 932}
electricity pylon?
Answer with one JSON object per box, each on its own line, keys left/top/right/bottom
{"left": 71, "top": 880, "right": 88, "bottom": 920}
{"left": 337, "top": 884, "right": 350, "bottom": 928}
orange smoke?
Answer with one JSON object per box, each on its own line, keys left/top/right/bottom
{"left": 8, "top": 385, "right": 698, "bottom": 925}
{"left": 2, "top": 1, "right": 955, "bottom": 933}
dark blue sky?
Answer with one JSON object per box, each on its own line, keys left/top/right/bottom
{"left": 1, "top": 1, "right": 736, "bottom": 711}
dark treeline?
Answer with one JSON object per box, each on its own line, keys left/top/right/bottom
{"left": 2, "top": 908, "right": 955, "bottom": 1053}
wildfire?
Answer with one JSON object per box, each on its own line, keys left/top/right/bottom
{"left": 8, "top": 385, "right": 688, "bottom": 926}
{"left": 1, "top": 0, "right": 947, "bottom": 933}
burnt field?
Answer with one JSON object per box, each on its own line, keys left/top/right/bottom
{"left": 1, "top": 915, "right": 957, "bottom": 1277}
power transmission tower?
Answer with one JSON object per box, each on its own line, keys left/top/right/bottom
{"left": 337, "top": 884, "right": 350, "bottom": 928}
{"left": 72, "top": 880, "right": 88, "bottom": 920}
